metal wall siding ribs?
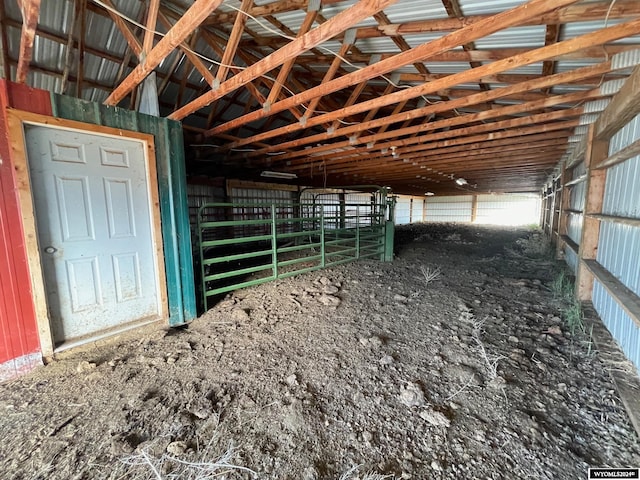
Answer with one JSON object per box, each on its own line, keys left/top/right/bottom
{"left": 593, "top": 280, "right": 640, "bottom": 370}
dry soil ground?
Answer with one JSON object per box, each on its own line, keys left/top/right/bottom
{"left": 1, "top": 223, "right": 639, "bottom": 479}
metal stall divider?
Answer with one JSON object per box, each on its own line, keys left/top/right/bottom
{"left": 196, "top": 191, "right": 394, "bottom": 310}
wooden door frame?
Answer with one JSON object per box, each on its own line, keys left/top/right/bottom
{"left": 7, "top": 108, "right": 168, "bottom": 356}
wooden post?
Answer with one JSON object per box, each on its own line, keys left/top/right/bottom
{"left": 576, "top": 124, "right": 609, "bottom": 301}
{"left": 470, "top": 194, "right": 478, "bottom": 223}
{"left": 555, "top": 164, "right": 570, "bottom": 259}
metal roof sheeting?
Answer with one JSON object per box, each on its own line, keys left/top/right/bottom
{"left": 457, "top": 0, "right": 526, "bottom": 16}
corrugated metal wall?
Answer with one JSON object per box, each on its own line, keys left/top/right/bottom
{"left": 395, "top": 193, "right": 540, "bottom": 225}
{"left": 591, "top": 113, "right": 640, "bottom": 370}
{"left": 475, "top": 194, "right": 541, "bottom": 225}
{"left": 425, "top": 195, "right": 474, "bottom": 222}
{"left": 395, "top": 197, "right": 413, "bottom": 225}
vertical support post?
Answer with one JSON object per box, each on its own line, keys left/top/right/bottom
{"left": 555, "top": 163, "right": 570, "bottom": 260}
{"left": 339, "top": 191, "right": 346, "bottom": 229}
{"left": 356, "top": 206, "right": 360, "bottom": 259}
{"left": 576, "top": 125, "right": 609, "bottom": 301}
{"left": 320, "top": 206, "right": 326, "bottom": 268}
{"left": 471, "top": 194, "right": 478, "bottom": 223}
{"left": 549, "top": 178, "right": 558, "bottom": 244}
{"left": 423, "top": 198, "right": 427, "bottom": 222}
{"left": 271, "top": 204, "right": 278, "bottom": 279}
{"left": 383, "top": 219, "right": 394, "bottom": 262}
{"left": 383, "top": 197, "right": 395, "bottom": 262}
{"left": 409, "top": 198, "right": 413, "bottom": 223}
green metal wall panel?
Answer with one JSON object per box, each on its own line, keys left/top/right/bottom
{"left": 50, "top": 94, "right": 196, "bottom": 326}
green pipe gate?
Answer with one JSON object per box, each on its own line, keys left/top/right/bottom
{"left": 196, "top": 192, "right": 395, "bottom": 310}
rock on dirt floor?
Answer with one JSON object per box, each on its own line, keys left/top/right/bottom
{"left": 1, "top": 224, "right": 639, "bottom": 479}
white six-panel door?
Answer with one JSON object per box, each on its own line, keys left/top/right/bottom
{"left": 25, "top": 126, "right": 161, "bottom": 344}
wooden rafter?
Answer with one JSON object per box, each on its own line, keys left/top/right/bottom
{"left": 331, "top": 1, "right": 640, "bottom": 40}
{"left": 240, "top": 86, "right": 607, "bottom": 162}
{"left": 440, "top": 0, "right": 488, "bottom": 92}
{"left": 100, "top": 0, "right": 142, "bottom": 58}
{"left": 542, "top": 24, "right": 562, "bottom": 94}
{"left": 203, "top": 0, "right": 583, "bottom": 138}
{"left": 282, "top": 112, "right": 583, "bottom": 171}
{"left": 105, "top": 0, "right": 225, "bottom": 106}
{"left": 214, "top": 0, "right": 252, "bottom": 86}
{"left": 15, "top": 0, "right": 41, "bottom": 83}
{"left": 142, "top": 0, "right": 160, "bottom": 58}
{"left": 75, "top": 0, "right": 87, "bottom": 97}
{"left": 157, "top": 10, "right": 215, "bottom": 88}
{"left": 596, "top": 65, "right": 640, "bottom": 141}
{"left": 168, "top": 0, "right": 401, "bottom": 120}
{"left": 265, "top": 3, "right": 319, "bottom": 108}
{"left": 217, "top": 17, "right": 639, "bottom": 149}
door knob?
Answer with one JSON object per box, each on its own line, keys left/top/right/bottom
{"left": 44, "top": 246, "right": 57, "bottom": 254}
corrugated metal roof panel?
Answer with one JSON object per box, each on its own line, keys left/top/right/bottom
{"left": 423, "top": 62, "right": 470, "bottom": 74}
{"left": 474, "top": 26, "right": 546, "bottom": 49}
{"left": 356, "top": 37, "right": 401, "bottom": 54}
{"left": 554, "top": 59, "right": 601, "bottom": 73}
{"left": 383, "top": 0, "right": 449, "bottom": 23}
{"left": 457, "top": 0, "right": 526, "bottom": 16}
{"left": 404, "top": 33, "right": 449, "bottom": 49}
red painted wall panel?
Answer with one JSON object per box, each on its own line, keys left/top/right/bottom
{"left": 0, "top": 80, "right": 52, "bottom": 377}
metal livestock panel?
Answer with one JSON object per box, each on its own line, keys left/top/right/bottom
{"left": 395, "top": 196, "right": 412, "bottom": 225}
{"left": 230, "top": 187, "right": 296, "bottom": 205}
{"left": 424, "top": 195, "right": 473, "bottom": 222}
{"left": 593, "top": 280, "right": 640, "bottom": 371}
{"left": 475, "top": 194, "right": 541, "bottom": 225}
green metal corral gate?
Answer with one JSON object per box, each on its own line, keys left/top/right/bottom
{"left": 197, "top": 189, "right": 395, "bottom": 310}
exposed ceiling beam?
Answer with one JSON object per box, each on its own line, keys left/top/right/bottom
{"left": 214, "top": 0, "right": 252, "bottom": 85}
{"left": 15, "top": 0, "right": 41, "bottom": 83}
{"left": 223, "top": 18, "right": 639, "bottom": 149}
{"left": 250, "top": 88, "right": 604, "bottom": 163}
{"left": 226, "top": 61, "right": 614, "bottom": 153}
{"left": 202, "top": 0, "right": 583, "bottom": 138}
{"left": 264, "top": 5, "right": 318, "bottom": 108}
{"left": 100, "top": 0, "right": 142, "bottom": 58}
{"left": 348, "top": 0, "right": 640, "bottom": 39}
{"left": 105, "top": 0, "right": 225, "bottom": 106}
{"left": 142, "top": 0, "right": 160, "bottom": 57}
{"left": 157, "top": 10, "right": 215, "bottom": 88}
{"left": 168, "top": 0, "right": 401, "bottom": 120}
{"left": 294, "top": 45, "right": 638, "bottom": 65}
{"left": 282, "top": 114, "right": 582, "bottom": 170}
{"left": 596, "top": 65, "right": 640, "bottom": 141}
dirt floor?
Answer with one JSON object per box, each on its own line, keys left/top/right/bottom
{"left": 1, "top": 223, "right": 639, "bottom": 479}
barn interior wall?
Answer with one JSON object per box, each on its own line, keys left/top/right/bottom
{"left": 395, "top": 193, "right": 541, "bottom": 225}
{"left": 547, "top": 94, "right": 640, "bottom": 373}
{"left": 0, "top": 81, "right": 52, "bottom": 381}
